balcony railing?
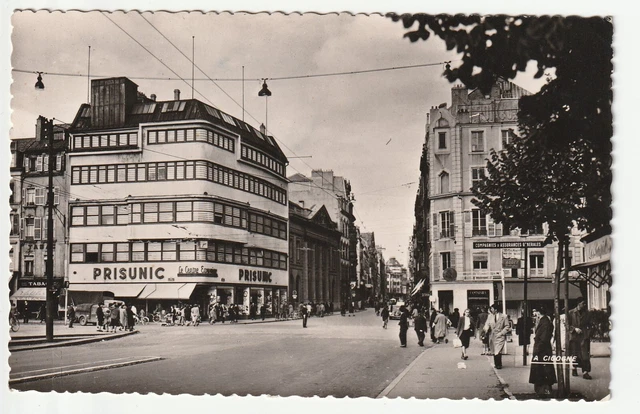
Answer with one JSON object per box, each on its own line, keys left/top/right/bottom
{"left": 458, "top": 271, "right": 503, "bottom": 281}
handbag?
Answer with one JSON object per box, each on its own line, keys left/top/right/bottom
{"left": 453, "top": 337, "right": 462, "bottom": 348}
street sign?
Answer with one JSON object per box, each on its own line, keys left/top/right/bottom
{"left": 473, "top": 241, "right": 545, "bottom": 249}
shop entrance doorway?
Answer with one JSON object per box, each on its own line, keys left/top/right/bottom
{"left": 438, "top": 290, "right": 453, "bottom": 315}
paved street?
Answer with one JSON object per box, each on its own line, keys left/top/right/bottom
{"left": 10, "top": 310, "right": 424, "bottom": 397}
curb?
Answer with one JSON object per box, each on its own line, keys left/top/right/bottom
{"left": 487, "top": 355, "right": 517, "bottom": 400}
{"left": 9, "top": 356, "right": 163, "bottom": 385}
{"left": 9, "top": 330, "right": 138, "bottom": 352}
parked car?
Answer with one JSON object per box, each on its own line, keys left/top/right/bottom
{"left": 74, "top": 300, "right": 123, "bottom": 325}
{"left": 389, "top": 301, "right": 406, "bottom": 320}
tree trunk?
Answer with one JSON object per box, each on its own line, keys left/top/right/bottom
{"left": 554, "top": 237, "right": 566, "bottom": 397}
{"left": 563, "top": 239, "right": 571, "bottom": 395}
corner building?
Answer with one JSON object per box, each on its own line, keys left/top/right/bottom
{"left": 67, "top": 78, "right": 289, "bottom": 317}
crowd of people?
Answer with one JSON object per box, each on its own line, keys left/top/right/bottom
{"left": 385, "top": 297, "right": 596, "bottom": 398}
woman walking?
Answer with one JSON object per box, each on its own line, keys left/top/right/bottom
{"left": 529, "top": 306, "right": 556, "bottom": 397}
{"left": 432, "top": 308, "right": 449, "bottom": 344}
{"left": 381, "top": 305, "right": 390, "bottom": 329}
{"left": 456, "top": 309, "right": 475, "bottom": 359}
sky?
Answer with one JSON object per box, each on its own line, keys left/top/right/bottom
{"left": 8, "top": 10, "right": 549, "bottom": 265}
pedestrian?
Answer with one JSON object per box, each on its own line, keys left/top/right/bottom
{"left": 233, "top": 304, "right": 240, "bottom": 323}
{"left": 374, "top": 302, "right": 380, "bottom": 316}
{"left": 429, "top": 307, "right": 438, "bottom": 343}
{"left": 398, "top": 305, "right": 410, "bottom": 347}
{"left": 306, "top": 302, "right": 312, "bottom": 318}
{"left": 516, "top": 307, "right": 534, "bottom": 355}
{"left": 37, "top": 303, "right": 46, "bottom": 323}
{"left": 228, "top": 304, "right": 236, "bottom": 323}
{"left": 432, "top": 308, "right": 449, "bottom": 344}
{"left": 184, "top": 304, "right": 192, "bottom": 326}
{"left": 103, "top": 304, "right": 111, "bottom": 331}
{"left": 529, "top": 306, "right": 556, "bottom": 397}
{"left": 96, "top": 302, "right": 104, "bottom": 332}
{"left": 449, "top": 308, "right": 460, "bottom": 329}
{"left": 67, "top": 304, "right": 75, "bottom": 328}
{"left": 22, "top": 301, "right": 30, "bottom": 324}
{"left": 110, "top": 304, "right": 120, "bottom": 332}
{"left": 414, "top": 309, "right": 428, "bottom": 346}
{"left": 341, "top": 302, "right": 346, "bottom": 317}
{"left": 483, "top": 304, "right": 511, "bottom": 369}
{"left": 191, "top": 304, "right": 200, "bottom": 326}
{"left": 219, "top": 303, "right": 226, "bottom": 323}
{"left": 476, "top": 307, "right": 490, "bottom": 355}
{"left": 381, "top": 305, "right": 390, "bottom": 329}
{"left": 120, "top": 303, "right": 128, "bottom": 331}
{"left": 260, "top": 303, "right": 266, "bottom": 321}
{"left": 288, "top": 303, "right": 294, "bottom": 320}
{"left": 250, "top": 302, "right": 256, "bottom": 320}
{"left": 568, "top": 297, "right": 592, "bottom": 380}
{"left": 456, "top": 309, "right": 475, "bottom": 359}
{"left": 301, "top": 303, "right": 309, "bottom": 328}
{"left": 126, "top": 304, "right": 135, "bottom": 331}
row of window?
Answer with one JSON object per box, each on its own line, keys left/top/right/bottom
{"left": 19, "top": 216, "right": 51, "bottom": 240}
{"left": 70, "top": 200, "right": 288, "bottom": 240}
{"left": 437, "top": 168, "right": 487, "bottom": 194}
{"left": 435, "top": 210, "right": 543, "bottom": 239}
{"left": 241, "top": 144, "right": 285, "bottom": 177}
{"left": 23, "top": 154, "right": 64, "bottom": 173}
{"left": 438, "top": 251, "right": 545, "bottom": 271}
{"left": 436, "top": 129, "right": 516, "bottom": 153}
{"left": 22, "top": 187, "right": 61, "bottom": 206}
{"left": 71, "top": 160, "right": 287, "bottom": 205}
{"left": 70, "top": 241, "right": 288, "bottom": 270}
{"left": 147, "top": 127, "right": 235, "bottom": 153}
{"left": 72, "top": 132, "right": 139, "bottom": 150}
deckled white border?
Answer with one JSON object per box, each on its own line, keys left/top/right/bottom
{"left": 1, "top": 1, "right": 637, "bottom": 413}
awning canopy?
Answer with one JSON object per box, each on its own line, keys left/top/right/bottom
{"left": 411, "top": 279, "right": 426, "bottom": 296}
{"left": 570, "top": 257, "right": 609, "bottom": 270}
{"left": 10, "top": 287, "right": 46, "bottom": 301}
{"left": 499, "top": 282, "right": 582, "bottom": 301}
{"left": 68, "top": 283, "right": 145, "bottom": 298}
{"left": 139, "top": 283, "right": 197, "bottom": 300}
{"left": 570, "top": 259, "right": 611, "bottom": 288}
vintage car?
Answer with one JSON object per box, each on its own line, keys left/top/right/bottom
{"left": 389, "top": 301, "right": 406, "bottom": 320}
{"left": 73, "top": 300, "right": 123, "bottom": 325}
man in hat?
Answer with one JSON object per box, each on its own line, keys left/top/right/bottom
{"left": 568, "top": 297, "right": 593, "bottom": 379}
{"left": 483, "top": 303, "right": 510, "bottom": 369}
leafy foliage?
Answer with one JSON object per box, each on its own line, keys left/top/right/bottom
{"left": 388, "top": 14, "right": 613, "bottom": 236}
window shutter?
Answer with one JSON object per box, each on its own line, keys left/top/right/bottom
{"left": 433, "top": 255, "right": 440, "bottom": 280}
{"left": 433, "top": 213, "right": 439, "bottom": 240}
{"left": 543, "top": 222, "right": 549, "bottom": 236}
{"left": 34, "top": 217, "right": 42, "bottom": 240}
{"left": 23, "top": 157, "right": 29, "bottom": 170}
{"left": 20, "top": 218, "right": 25, "bottom": 237}
{"left": 22, "top": 188, "right": 26, "bottom": 203}
{"left": 43, "top": 217, "right": 48, "bottom": 240}
{"left": 43, "top": 154, "right": 49, "bottom": 172}
{"left": 487, "top": 216, "right": 495, "bottom": 237}
{"left": 56, "top": 154, "right": 63, "bottom": 171}
{"left": 35, "top": 188, "right": 43, "bottom": 205}
{"left": 449, "top": 211, "right": 455, "bottom": 239}
{"left": 495, "top": 223, "right": 503, "bottom": 237}
{"left": 54, "top": 187, "right": 59, "bottom": 205}
{"left": 36, "top": 155, "right": 43, "bottom": 172}
{"left": 464, "top": 211, "right": 472, "bottom": 237}
{"left": 450, "top": 251, "right": 456, "bottom": 270}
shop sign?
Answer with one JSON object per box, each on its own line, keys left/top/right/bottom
{"left": 584, "top": 235, "right": 611, "bottom": 262}
{"left": 467, "top": 289, "right": 490, "bottom": 300}
{"left": 93, "top": 266, "right": 165, "bottom": 281}
{"left": 474, "top": 241, "right": 544, "bottom": 249}
{"left": 502, "top": 258, "right": 521, "bottom": 269}
{"left": 19, "top": 279, "right": 47, "bottom": 288}
{"left": 178, "top": 265, "right": 218, "bottom": 277}
{"left": 239, "top": 269, "right": 273, "bottom": 283}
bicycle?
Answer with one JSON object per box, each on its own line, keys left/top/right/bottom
{"left": 9, "top": 313, "right": 20, "bottom": 332}
{"left": 134, "top": 314, "right": 149, "bottom": 325}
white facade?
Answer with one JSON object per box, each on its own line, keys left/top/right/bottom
{"left": 66, "top": 78, "right": 289, "bottom": 316}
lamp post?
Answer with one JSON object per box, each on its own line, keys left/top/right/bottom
{"left": 258, "top": 79, "right": 272, "bottom": 133}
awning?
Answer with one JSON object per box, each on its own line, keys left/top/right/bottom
{"left": 68, "top": 283, "right": 145, "bottom": 298}
{"left": 10, "top": 287, "right": 46, "bottom": 301}
{"left": 139, "top": 283, "right": 197, "bottom": 300}
{"left": 570, "top": 257, "right": 610, "bottom": 270}
{"left": 411, "top": 279, "right": 426, "bottom": 296}
{"left": 499, "top": 282, "right": 582, "bottom": 301}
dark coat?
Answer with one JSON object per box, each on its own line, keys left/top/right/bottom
{"left": 413, "top": 314, "right": 427, "bottom": 332}
{"left": 529, "top": 315, "right": 557, "bottom": 386}
{"left": 456, "top": 315, "right": 475, "bottom": 337}
{"left": 126, "top": 306, "right": 135, "bottom": 327}
{"left": 516, "top": 316, "right": 534, "bottom": 346}
{"left": 381, "top": 307, "right": 389, "bottom": 320}
{"left": 399, "top": 310, "right": 410, "bottom": 330}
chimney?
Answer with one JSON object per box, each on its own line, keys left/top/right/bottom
{"left": 150, "top": 94, "right": 156, "bottom": 101}
{"left": 260, "top": 123, "right": 266, "bottom": 135}
{"left": 174, "top": 89, "right": 181, "bottom": 101}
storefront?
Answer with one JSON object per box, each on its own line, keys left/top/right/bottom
{"left": 571, "top": 232, "right": 611, "bottom": 311}
{"left": 68, "top": 261, "right": 288, "bottom": 319}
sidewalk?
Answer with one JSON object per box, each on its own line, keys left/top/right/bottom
{"left": 378, "top": 333, "right": 506, "bottom": 399}
{"left": 494, "top": 337, "right": 610, "bottom": 401}
{"left": 379, "top": 330, "right": 611, "bottom": 400}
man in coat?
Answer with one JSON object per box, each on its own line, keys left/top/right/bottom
{"left": 429, "top": 307, "right": 438, "bottom": 343}
{"left": 432, "top": 308, "right": 449, "bottom": 344}
{"left": 398, "top": 306, "right": 410, "bottom": 347}
{"left": 300, "top": 303, "right": 309, "bottom": 328}
{"left": 414, "top": 309, "right": 428, "bottom": 346}
{"left": 529, "top": 306, "right": 556, "bottom": 396}
{"left": 568, "top": 297, "right": 592, "bottom": 379}
{"left": 483, "top": 303, "right": 510, "bottom": 369}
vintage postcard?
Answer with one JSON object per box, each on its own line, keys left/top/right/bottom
{"left": 2, "top": 1, "right": 635, "bottom": 413}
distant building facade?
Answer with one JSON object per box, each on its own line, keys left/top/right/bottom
{"left": 288, "top": 202, "right": 341, "bottom": 307}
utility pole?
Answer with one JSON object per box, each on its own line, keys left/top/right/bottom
{"left": 38, "top": 115, "right": 56, "bottom": 342}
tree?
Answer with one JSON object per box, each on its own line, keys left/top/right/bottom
{"left": 389, "top": 14, "right": 613, "bottom": 397}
